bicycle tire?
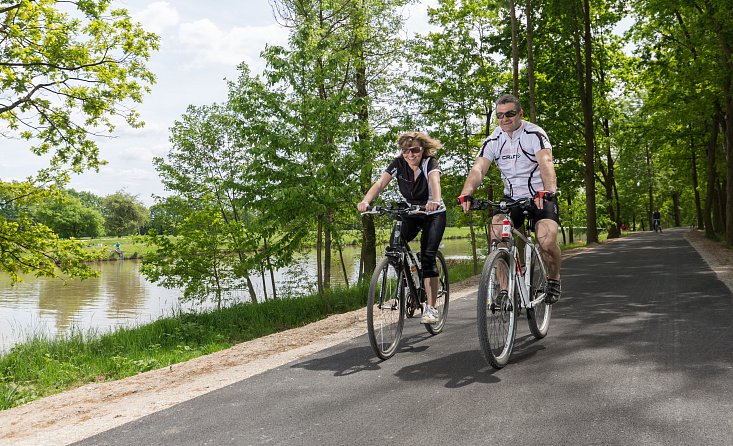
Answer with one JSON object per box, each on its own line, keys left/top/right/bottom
{"left": 425, "top": 251, "right": 450, "bottom": 335}
{"left": 367, "top": 257, "right": 405, "bottom": 359}
{"left": 477, "top": 249, "right": 517, "bottom": 369}
{"left": 526, "top": 245, "right": 551, "bottom": 339}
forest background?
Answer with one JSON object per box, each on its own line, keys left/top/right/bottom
{"left": 1, "top": 0, "right": 732, "bottom": 307}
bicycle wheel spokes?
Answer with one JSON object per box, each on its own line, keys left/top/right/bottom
{"left": 425, "top": 251, "right": 450, "bottom": 335}
{"left": 477, "top": 250, "right": 517, "bottom": 369}
{"left": 527, "top": 247, "right": 551, "bottom": 339}
{"left": 367, "top": 257, "right": 405, "bottom": 359}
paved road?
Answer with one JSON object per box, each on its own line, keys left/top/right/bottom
{"left": 75, "top": 228, "right": 733, "bottom": 445}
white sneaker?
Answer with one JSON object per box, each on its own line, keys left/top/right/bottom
{"left": 421, "top": 305, "right": 439, "bottom": 324}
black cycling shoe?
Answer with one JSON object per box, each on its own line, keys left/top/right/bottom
{"left": 545, "top": 279, "right": 561, "bottom": 304}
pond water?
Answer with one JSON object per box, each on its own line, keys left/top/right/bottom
{"left": 0, "top": 229, "right": 591, "bottom": 352}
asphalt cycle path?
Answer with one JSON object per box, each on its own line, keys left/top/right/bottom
{"left": 75, "top": 228, "right": 733, "bottom": 446}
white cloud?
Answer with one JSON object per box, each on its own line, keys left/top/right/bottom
{"left": 177, "top": 20, "right": 288, "bottom": 73}
{"left": 132, "top": 1, "right": 180, "bottom": 34}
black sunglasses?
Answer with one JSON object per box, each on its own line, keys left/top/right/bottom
{"left": 496, "top": 110, "right": 518, "bottom": 119}
{"left": 401, "top": 146, "right": 423, "bottom": 154}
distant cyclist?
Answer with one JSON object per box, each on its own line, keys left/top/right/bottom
{"left": 652, "top": 210, "right": 662, "bottom": 233}
{"left": 358, "top": 131, "right": 446, "bottom": 324}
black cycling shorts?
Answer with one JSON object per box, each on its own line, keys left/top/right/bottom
{"left": 492, "top": 195, "right": 560, "bottom": 230}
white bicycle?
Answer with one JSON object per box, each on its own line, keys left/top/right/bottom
{"left": 469, "top": 197, "right": 552, "bottom": 369}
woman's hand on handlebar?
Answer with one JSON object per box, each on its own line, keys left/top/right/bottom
{"left": 357, "top": 200, "right": 369, "bottom": 213}
{"left": 425, "top": 200, "right": 441, "bottom": 212}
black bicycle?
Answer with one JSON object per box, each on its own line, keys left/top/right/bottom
{"left": 362, "top": 204, "right": 450, "bottom": 360}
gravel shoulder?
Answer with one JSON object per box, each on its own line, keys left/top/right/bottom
{"left": 1, "top": 229, "right": 730, "bottom": 446}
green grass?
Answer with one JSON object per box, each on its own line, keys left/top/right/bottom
{"left": 80, "top": 235, "right": 158, "bottom": 260}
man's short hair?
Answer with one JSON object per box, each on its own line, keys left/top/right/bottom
{"left": 496, "top": 94, "right": 522, "bottom": 111}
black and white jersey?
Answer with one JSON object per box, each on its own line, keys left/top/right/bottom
{"left": 478, "top": 120, "right": 552, "bottom": 199}
{"left": 385, "top": 156, "right": 445, "bottom": 214}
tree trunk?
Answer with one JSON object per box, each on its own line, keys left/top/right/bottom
{"left": 245, "top": 273, "right": 258, "bottom": 304}
{"left": 355, "top": 45, "right": 376, "bottom": 281}
{"left": 316, "top": 217, "right": 324, "bottom": 297}
{"left": 690, "top": 138, "right": 703, "bottom": 231}
{"left": 575, "top": 0, "right": 598, "bottom": 243}
{"left": 260, "top": 268, "right": 268, "bottom": 302}
{"left": 360, "top": 214, "right": 376, "bottom": 281}
{"left": 567, "top": 194, "right": 574, "bottom": 243}
{"left": 336, "top": 238, "right": 349, "bottom": 288}
{"left": 704, "top": 117, "right": 718, "bottom": 237}
{"left": 324, "top": 211, "right": 332, "bottom": 290}
{"left": 509, "top": 0, "right": 519, "bottom": 96}
{"left": 526, "top": 0, "right": 537, "bottom": 122}
{"left": 672, "top": 192, "right": 681, "bottom": 226}
{"left": 601, "top": 116, "right": 619, "bottom": 239}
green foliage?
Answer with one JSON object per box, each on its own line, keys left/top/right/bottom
{"left": 141, "top": 205, "right": 256, "bottom": 307}
{"left": 0, "top": 0, "right": 158, "bottom": 175}
{"left": 0, "top": 182, "right": 99, "bottom": 284}
{"left": 1, "top": 0, "right": 157, "bottom": 281}
{"left": 34, "top": 192, "right": 105, "bottom": 238}
{"left": 102, "top": 191, "right": 148, "bottom": 236}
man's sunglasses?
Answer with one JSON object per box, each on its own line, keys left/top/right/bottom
{"left": 401, "top": 146, "right": 423, "bottom": 154}
{"left": 496, "top": 110, "right": 518, "bottom": 119}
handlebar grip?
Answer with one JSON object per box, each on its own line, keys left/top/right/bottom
{"left": 457, "top": 195, "right": 474, "bottom": 205}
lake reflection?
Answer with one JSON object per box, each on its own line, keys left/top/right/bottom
{"left": 0, "top": 260, "right": 183, "bottom": 352}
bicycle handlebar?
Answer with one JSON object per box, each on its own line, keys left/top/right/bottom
{"left": 457, "top": 195, "right": 533, "bottom": 212}
{"left": 361, "top": 204, "right": 427, "bottom": 216}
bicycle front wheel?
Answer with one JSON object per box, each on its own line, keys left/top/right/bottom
{"left": 527, "top": 245, "right": 551, "bottom": 339}
{"left": 425, "top": 251, "right": 449, "bottom": 335}
{"left": 367, "top": 257, "right": 405, "bottom": 360}
{"left": 477, "top": 249, "right": 517, "bottom": 369}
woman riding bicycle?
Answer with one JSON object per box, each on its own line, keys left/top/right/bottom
{"left": 357, "top": 131, "right": 446, "bottom": 324}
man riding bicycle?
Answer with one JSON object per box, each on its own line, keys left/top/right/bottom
{"left": 458, "top": 94, "right": 562, "bottom": 304}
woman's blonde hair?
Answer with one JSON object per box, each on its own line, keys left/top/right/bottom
{"left": 397, "top": 131, "right": 442, "bottom": 157}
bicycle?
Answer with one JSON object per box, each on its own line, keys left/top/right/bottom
{"left": 468, "top": 196, "right": 552, "bottom": 369}
{"left": 653, "top": 219, "right": 662, "bottom": 233}
{"left": 362, "top": 204, "right": 450, "bottom": 360}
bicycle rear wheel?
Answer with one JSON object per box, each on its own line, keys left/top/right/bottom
{"left": 526, "top": 245, "right": 551, "bottom": 339}
{"left": 477, "top": 249, "right": 517, "bottom": 369}
{"left": 425, "top": 251, "right": 449, "bottom": 335}
{"left": 367, "top": 257, "right": 405, "bottom": 359}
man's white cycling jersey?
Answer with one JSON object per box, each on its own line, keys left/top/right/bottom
{"left": 478, "top": 120, "right": 552, "bottom": 199}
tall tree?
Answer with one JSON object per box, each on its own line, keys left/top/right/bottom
{"left": 410, "top": 0, "right": 503, "bottom": 273}
{"left": 102, "top": 191, "right": 148, "bottom": 237}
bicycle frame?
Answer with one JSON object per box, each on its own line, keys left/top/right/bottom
{"left": 492, "top": 225, "right": 548, "bottom": 310}
{"left": 384, "top": 215, "right": 425, "bottom": 312}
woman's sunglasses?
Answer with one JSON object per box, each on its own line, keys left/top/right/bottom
{"left": 496, "top": 110, "right": 518, "bottom": 119}
{"left": 401, "top": 146, "right": 423, "bottom": 154}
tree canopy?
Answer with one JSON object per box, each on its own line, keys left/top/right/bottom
{"left": 0, "top": 0, "right": 157, "bottom": 283}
